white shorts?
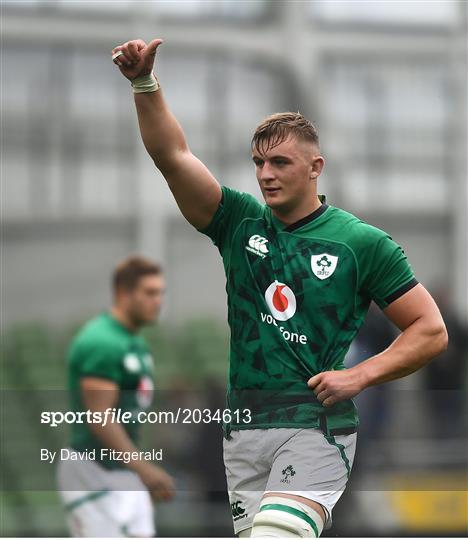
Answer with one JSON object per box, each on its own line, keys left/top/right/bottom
{"left": 224, "top": 428, "right": 356, "bottom": 535}
{"left": 57, "top": 453, "right": 155, "bottom": 537}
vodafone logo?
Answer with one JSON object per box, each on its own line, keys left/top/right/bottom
{"left": 137, "top": 376, "right": 154, "bottom": 409}
{"left": 265, "top": 281, "right": 296, "bottom": 321}
{"left": 261, "top": 282, "right": 306, "bottom": 344}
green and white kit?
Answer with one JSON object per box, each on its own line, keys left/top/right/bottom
{"left": 200, "top": 186, "right": 417, "bottom": 534}
{"left": 67, "top": 312, "right": 155, "bottom": 466}
{"left": 200, "top": 186, "right": 416, "bottom": 435}
{"left": 58, "top": 313, "right": 156, "bottom": 536}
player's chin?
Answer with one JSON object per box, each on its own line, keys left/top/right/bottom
{"left": 263, "top": 191, "right": 285, "bottom": 208}
{"left": 142, "top": 313, "right": 157, "bottom": 324}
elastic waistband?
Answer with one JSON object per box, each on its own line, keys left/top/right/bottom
{"left": 319, "top": 413, "right": 357, "bottom": 436}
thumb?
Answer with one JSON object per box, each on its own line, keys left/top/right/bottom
{"left": 141, "top": 39, "right": 163, "bottom": 73}
{"left": 145, "top": 38, "right": 164, "bottom": 57}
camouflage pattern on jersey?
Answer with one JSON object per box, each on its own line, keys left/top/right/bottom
{"left": 200, "top": 187, "right": 416, "bottom": 433}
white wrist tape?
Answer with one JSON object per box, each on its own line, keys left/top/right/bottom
{"left": 131, "top": 73, "right": 160, "bottom": 94}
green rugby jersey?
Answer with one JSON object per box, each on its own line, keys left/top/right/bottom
{"left": 67, "top": 313, "right": 154, "bottom": 469}
{"left": 200, "top": 186, "right": 417, "bottom": 434}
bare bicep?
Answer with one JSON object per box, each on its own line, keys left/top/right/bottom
{"left": 80, "top": 377, "right": 119, "bottom": 411}
{"left": 383, "top": 284, "right": 441, "bottom": 331}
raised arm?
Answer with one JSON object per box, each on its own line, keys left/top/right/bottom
{"left": 112, "top": 39, "right": 221, "bottom": 229}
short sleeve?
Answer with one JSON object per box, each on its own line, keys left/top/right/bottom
{"left": 76, "top": 342, "right": 123, "bottom": 384}
{"left": 361, "top": 233, "right": 418, "bottom": 309}
{"left": 198, "top": 186, "right": 263, "bottom": 254}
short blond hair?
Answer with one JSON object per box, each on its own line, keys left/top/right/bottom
{"left": 251, "top": 112, "right": 319, "bottom": 154}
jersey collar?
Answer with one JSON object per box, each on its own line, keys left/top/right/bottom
{"left": 269, "top": 195, "right": 328, "bottom": 233}
{"left": 105, "top": 312, "right": 138, "bottom": 336}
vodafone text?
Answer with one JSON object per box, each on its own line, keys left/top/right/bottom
{"left": 260, "top": 312, "right": 308, "bottom": 344}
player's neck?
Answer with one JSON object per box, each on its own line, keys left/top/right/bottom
{"left": 110, "top": 306, "right": 139, "bottom": 333}
{"left": 272, "top": 195, "right": 323, "bottom": 227}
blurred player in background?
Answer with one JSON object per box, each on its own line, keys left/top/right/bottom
{"left": 58, "top": 255, "right": 175, "bottom": 537}
{"left": 111, "top": 39, "right": 448, "bottom": 538}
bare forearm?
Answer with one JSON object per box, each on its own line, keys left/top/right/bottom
{"left": 352, "top": 317, "right": 448, "bottom": 388}
{"left": 308, "top": 285, "right": 448, "bottom": 407}
{"left": 114, "top": 38, "right": 221, "bottom": 228}
{"left": 134, "top": 89, "right": 188, "bottom": 172}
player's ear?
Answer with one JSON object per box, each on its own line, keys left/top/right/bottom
{"left": 310, "top": 155, "right": 325, "bottom": 180}
{"left": 114, "top": 285, "right": 129, "bottom": 305}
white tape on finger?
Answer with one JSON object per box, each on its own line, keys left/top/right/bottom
{"left": 112, "top": 50, "right": 124, "bottom": 61}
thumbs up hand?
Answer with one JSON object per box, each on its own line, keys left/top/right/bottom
{"left": 111, "top": 39, "right": 163, "bottom": 81}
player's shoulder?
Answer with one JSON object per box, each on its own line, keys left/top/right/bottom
{"left": 199, "top": 185, "right": 265, "bottom": 241}
{"left": 70, "top": 314, "right": 125, "bottom": 356}
{"left": 221, "top": 185, "right": 265, "bottom": 215}
{"left": 326, "top": 205, "right": 391, "bottom": 248}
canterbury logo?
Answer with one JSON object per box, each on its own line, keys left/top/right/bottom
{"left": 245, "top": 235, "right": 269, "bottom": 258}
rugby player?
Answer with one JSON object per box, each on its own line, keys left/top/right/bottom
{"left": 111, "top": 39, "right": 448, "bottom": 538}
{"left": 58, "top": 256, "right": 174, "bottom": 537}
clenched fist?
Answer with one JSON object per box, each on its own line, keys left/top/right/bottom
{"left": 308, "top": 369, "right": 366, "bottom": 407}
{"left": 111, "top": 38, "right": 163, "bottom": 81}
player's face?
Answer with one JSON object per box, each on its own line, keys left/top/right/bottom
{"left": 252, "top": 135, "right": 323, "bottom": 215}
{"left": 127, "top": 275, "right": 165, "bottom": 326}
